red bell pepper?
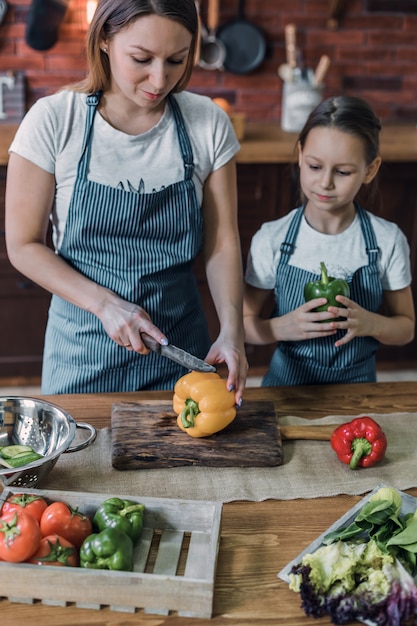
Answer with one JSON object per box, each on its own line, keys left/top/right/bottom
{"left": 330, "top": 416, "right": 387, "bottom": 470}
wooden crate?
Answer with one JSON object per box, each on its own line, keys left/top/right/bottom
{"left": 0, "top": 487, "right": 222, "bottom": 618}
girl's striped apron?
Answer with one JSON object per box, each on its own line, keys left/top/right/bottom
{"left": 263, "top": 204, "right": 383, "bottom": 386}
{"left": 41, "top": 92, "right": 210, "bottom": 394}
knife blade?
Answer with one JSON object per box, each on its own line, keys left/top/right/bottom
{"left": 141, "top": 333, "right": 216, "bottom": 373}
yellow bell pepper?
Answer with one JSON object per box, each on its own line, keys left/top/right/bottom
{"left": 173, "top": 371, "right": 236, "bottom": 438}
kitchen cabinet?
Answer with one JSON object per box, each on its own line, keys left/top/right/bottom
{"left": 0, "top": 166, "right": 51, "bottom": 381}
{"left": 366, "top": 161, "right": 417, "bottom": 365}
{"left": 1, "top": 123, "right": 417, "bottom": 382}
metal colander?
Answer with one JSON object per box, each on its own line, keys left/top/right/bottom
{"left": 0, "top": 397, "right": 96, "bottom": 488}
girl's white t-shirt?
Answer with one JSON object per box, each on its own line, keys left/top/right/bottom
{"left": 245, "top": 208, "right": 412, "bottom": 292}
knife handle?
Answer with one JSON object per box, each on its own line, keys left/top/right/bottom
{"left": 141, "top": 333, "right": 162, "bottom": 353}
{"left": 279, "top": 424, "right": 337, "bottom": 441}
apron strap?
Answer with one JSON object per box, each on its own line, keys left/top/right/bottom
{"left": 168, "top": 94, "right": 195, "bottom": 181}
{"left": 355, "top": 203, "right": 379, "bottom": 267}
{"left": 75, "top": 91, "right": 101, "bottom": 182}
{"left": 278, "top": 206, "right": 304, "bottom": 266}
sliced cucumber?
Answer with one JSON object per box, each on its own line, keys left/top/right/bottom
{"left": 0, "top": 457, "right": 13, "bottom": 469}
{"left": 0, "top": 445, "right": 34, "bottom": 459}
{"left": 6, "top": 452, "right": 43, "bottom": 468}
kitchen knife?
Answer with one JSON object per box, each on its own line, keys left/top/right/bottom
{"left": 141, "top": 333, "right": 216, "bottom": 373}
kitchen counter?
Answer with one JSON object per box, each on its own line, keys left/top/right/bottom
{"left": 238, "top": 121, "right": 417, "bottom": 163}
{"left": 1, "top": 380, "right": 416, "bottom": 625}
{"left": 2, "top": 122, "right": 417, "bottom": 165}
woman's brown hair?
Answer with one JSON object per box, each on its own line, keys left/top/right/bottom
{"left": 71, "top": 0, "right": 198, "bottom": 94}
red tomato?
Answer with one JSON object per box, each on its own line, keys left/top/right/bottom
{"left": 27, "top": 534, "right": 78, "bottom": 567}
{"left": 2, "top": 493, "right": 48, "bottom": 523}
{"left": 40, "top": 502, "right": 92, "bottom": 548}
{"left": 0, "top": 510, "right": 41, "bottom": 562}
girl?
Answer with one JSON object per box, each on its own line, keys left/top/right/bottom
{"left": 243, "top": 96, "right": 415, "bottom": 385}
{"left": 5, "top": 0, "right": 247, "bottom": 401}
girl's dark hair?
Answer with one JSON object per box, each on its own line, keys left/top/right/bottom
{"left": 298, "top": 96, "right": 381, "bottom": 164}
{"left": 71, "top": 0, "right": 198, "bottom": 94}
{"left": 297, "top": 96, "right": 382, "bottom": 207}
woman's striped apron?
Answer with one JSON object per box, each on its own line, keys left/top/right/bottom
{"left": 263, "top": 204, "right": 383, "bottom": 386}
{"left": 41, "top": 92, "right": 210, "bottom": 394}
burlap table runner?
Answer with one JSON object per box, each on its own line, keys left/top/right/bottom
{"left": 41, "top": 412, "right": 417, "bottom": 502}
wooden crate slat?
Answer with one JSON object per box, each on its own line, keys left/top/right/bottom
{"left": 8, "top": 596, "right": 34, "bottom": 604}
{"left": 41, "top": 599, "right": 68, "bottom": 607}
{"left": 133, "top": 527, "right": 154, "bottom": 572}
{"left": 153, "top": 529, "right": 184, "bottom": 574}
{"left": 144, "top": 529, "right": 184, "bottom": 615}
{"left": 184, "top": 531, "right": 212, "bottom": 579}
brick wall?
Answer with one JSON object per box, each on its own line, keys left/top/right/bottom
{"left": 1, "top": 0, "right": 417, "bottom": 123}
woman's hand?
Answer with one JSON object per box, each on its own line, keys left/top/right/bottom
{"left": 205, "top": 334, "right": 248, "bottom": 407}
{"left": 202, "top": 160, "right": 248, "bottom": 406}
{"left": 96, "top": 293, "right": 167, "bottom": 353}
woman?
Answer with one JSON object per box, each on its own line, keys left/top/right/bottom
{"left": 243, "top": 96, "right": 415, "bottom": 385}
{"left": 6, "top": 0, "right": 247, "bottom": 401}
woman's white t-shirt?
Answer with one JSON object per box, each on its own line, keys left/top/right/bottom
{"left": 9, "top": 89, "right": 240, "bottom": 250}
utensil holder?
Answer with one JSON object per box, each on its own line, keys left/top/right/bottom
{"left": 281, "top": 81, "right": 323, "bottom": 133}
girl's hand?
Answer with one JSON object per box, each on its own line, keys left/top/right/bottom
{"left": 96, "top": 294, "right": 167, "bottom": 353}
{"left": 328, "top": 295, "right": 373, "bottom": 346}
{"left": 271, "top": 298, "right": 338, "bottom": 341}
{"left": 205, "top": 335, "right": 248, "bottom": 407}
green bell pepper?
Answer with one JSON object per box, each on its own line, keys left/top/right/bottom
{"left": 93, "top": 497, "right": 145, "bottom": 545}
{"left": 79, "top": 527, "right": 134, "bottom": 571}
{"left": 304, "top": 261, "right": 350, "bottom": 320}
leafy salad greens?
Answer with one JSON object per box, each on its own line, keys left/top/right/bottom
{"left": 288, "top": 487, "right": 417, "bottom": 625}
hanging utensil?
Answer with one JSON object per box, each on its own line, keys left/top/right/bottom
{"left": 278, "top": 24, "right": 297, "bottom": 83}
{"left": 216, "top": 0, "right": 266, "bottom": 75}
{"left": 199, "top": 0, "right": 226, "bottom": 71}
{"left": 194, "top": 1, "right": 202, "bottom": 66}
{"left": 284, "top": 23, "right": 298, "bottom": 82}
{"left": 313, "top": 54, "right": 331, "bottom": 85}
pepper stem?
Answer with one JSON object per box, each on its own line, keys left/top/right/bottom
{"left": 320, "top": 262, "right": 329, "bottom": 285}
{"left": 120, "top": 503, "right": 145, "bottom": 517}
{"left": 180, "top": 399, "right": 200, "bottom": 428}
{"left": 349, "top": 437, "right": 372, "bottom": 470}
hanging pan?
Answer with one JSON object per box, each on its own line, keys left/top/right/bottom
{"left": 216, "top": 0, "right": 266, "bottom": 75}
{"left": 0, "top": 0, "right": 8, "bottom": 25}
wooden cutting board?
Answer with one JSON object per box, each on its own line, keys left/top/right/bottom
{"left": 111, "top": 400, "right": 282, "bottom": 469}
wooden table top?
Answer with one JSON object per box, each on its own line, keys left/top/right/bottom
{"left": 2, "top": 380, "right": 417, "bottom": 625}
